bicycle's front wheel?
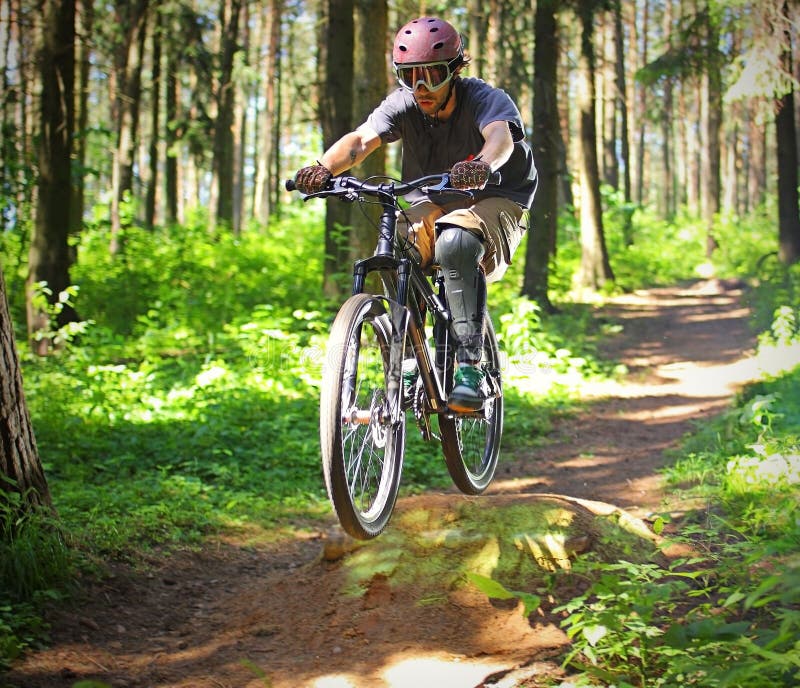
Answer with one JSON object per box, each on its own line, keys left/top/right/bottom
{"left": 439, "top": 314, "right": 503, "bottom": 494}
{"left": 320, "top": 293, "right": 405, "bottom": 539}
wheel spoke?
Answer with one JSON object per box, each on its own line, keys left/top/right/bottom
{"left": 320, "top": 294, "right": 405, "bottom": 539}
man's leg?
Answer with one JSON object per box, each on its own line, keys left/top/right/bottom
{"left": 434, "top": 225, "right": 486, "bottom": 364}
{"left": 434, "top": 198, "right": 525, "bottom": 411}
{"left": 434, "top": 225, "right": 486, "bottom": 411}
{"left": 395, "top": 201, "right": 442, "bottom": 268}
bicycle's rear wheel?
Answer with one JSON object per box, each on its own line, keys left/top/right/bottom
{"left": 320, "top": 293, "right": 405, "bottom": 539}
{"left": 439, "top": 315, "right": 503, "bottom": 494}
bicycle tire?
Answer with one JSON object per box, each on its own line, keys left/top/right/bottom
{"left": 439, "top": 314, "right": 503, "bottom": 494}
{"left": 320, "top": 293, "right": 405, "bottom": 539}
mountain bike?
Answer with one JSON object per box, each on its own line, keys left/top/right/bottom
{"left": 287, "top": 172, "right": 504, "bottom": 540}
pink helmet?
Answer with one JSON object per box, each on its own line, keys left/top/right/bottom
{"left": 392, "top": 17, "right": 463, "bottom": 65}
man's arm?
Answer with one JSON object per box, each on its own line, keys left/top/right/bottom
{"left": 320, "top": 123, "right": 383, "bottom": 175}
{"left": 476, "top": 120, "right": 514, "bottom": 171}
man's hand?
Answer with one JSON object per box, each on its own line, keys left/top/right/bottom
{"left": 449, "top": 158, "right": 492, "bottom": 190}
{"left": 294, "top": 164, "right": 332, "bottom": 194}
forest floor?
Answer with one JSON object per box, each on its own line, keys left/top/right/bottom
{"left": 3, "top": 279, "right": 770, "bottom": 688}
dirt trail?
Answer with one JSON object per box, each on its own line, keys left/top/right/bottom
{"left": 4, "top": 281, "right": 763, "bottom": 688}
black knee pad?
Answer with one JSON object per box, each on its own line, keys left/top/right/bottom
{"left": 435, "top": 225, "right": 484, "bottom": 273}
{"left": 434, "top": 226, "right": 487, "bottom": 362}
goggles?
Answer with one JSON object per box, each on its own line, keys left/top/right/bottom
{"left": 394, "top": 60, "right": 455, "bottom": 92}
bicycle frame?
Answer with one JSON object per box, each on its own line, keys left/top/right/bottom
{"left": 352, "top": 245, "right": 452, "bottom": 424}
{"left": 349, "top": 184, "right": 499, "bottom": 429}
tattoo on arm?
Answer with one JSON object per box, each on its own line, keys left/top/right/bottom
{"left": 349, "top": 149, "right": 357, "bottom": 165}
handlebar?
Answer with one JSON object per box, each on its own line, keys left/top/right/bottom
{"left": 284, "top": 171, "right": 501, "bottom": 200}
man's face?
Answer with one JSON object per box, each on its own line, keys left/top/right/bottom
{"left": 413, "top": 83, "right": 449, "bottom": 116}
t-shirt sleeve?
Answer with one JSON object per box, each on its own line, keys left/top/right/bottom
{"left": 469, "top": 81, "right": 525, "bottom": 143}
{"left": 366, "top": 89, "right": 414, "bottom": 144}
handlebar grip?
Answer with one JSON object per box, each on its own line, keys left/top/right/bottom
{"left": 285, "top": 178, "right": 296, "bottom": 192}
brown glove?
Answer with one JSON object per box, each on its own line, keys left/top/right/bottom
{"left": 450, "top": 158, "right": 491, "bottom": 190}
{"left": 294, "top": 164, "right": 332, "bottom": 194}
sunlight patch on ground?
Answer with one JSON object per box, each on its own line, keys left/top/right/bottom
{"left": 381, "top": 655, "right": 507, "bottom": 687}
{"left": 309, "top": 656, "right": 509, "bottom": 688}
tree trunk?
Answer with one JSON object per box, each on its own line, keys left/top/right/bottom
{"left": 686, "top": 80, "right": 702, "bottom": 215}
{"left": 747, "top": 105, "right": 766, "bottom": 212}
{"left": 350, "top": 0, "right": 387, "bottom": 260}
{"left": 700, "top": 5, "right": 721, "bottom": 256}
{"left": 614, "top": 0, "right": 633, "bottom": 245}
{"left": 27, "top": 0, "right": 77, "bottom": 354}
{"left": 70, "top": 0, "right": 92, "bottom": 247}
{"left": 145, "top": 5, "right": 162, "bottom": 230}
{"left": 213, "top": 0, "right": 243, "bottom": 228}
{"left": 320, "top": 0, "right": 354, "bottom": 301}
{"left": 254, "top": 0, "right": 284, "bottom": 222}
{"left": 776, "top": 2, "right": 800, "bottom": 265}
{"left": 1, "top": 265, "right": 51, "bottom": 510}
{"left": 660, "top": 0, "right": 674, "bottom": 220}
{"left": 575, "top": 2, "right": 614, "bottom": 291}
{"left": 165, "top": 38, "right": 178, "bottom": 225}
{"left": 601, "top": 14, "right": 618, "bottom": 190}
{"left": 522, "top": 0, "right": 557, "bottom": 311}
{"left": 232, "top": 0, "right": 250, "bottom": 235}
{"left": 110, "top": 0, "right": 149, "bottom": 254}
{"left": 468, "top": 0, "right": 487, "bottom": 79}
{"left": 635, "top": 0, "right": 648, "bottom": 207}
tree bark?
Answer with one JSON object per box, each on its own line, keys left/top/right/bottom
{"left": 70, "top": 0, "right": 92, "bottom": 246}
{"left": 1, "top": 264, "right": 51, "bottom": 511}
{"left": 660, "top": 0, "right": 674, "bottom": 220}
{"left": 700, "top": 5, "right": 722, "bottom": 256}
{"left": 27, "top": 0, "right": 77, "bottom": 353}
{"left": 145, "top": 5, "right": 162, "bottom": 230}
{"left": 110, "top": 0, "right": 149, "bottom": 254}
{"left": 575, "top": 2, "right": 614, "bottom": 291}
{"left": 254, "top": 0, "right": 284, "bottom": 222}
{"left": 213, "top": 0, "right": 243, "bottom": 227}
{"left": 634, "top": 0, "right": 648, "bottom": 207}
{"left": 776, "top": 1, "right": 800, "bottom": 265}
{"left": 522, "top": 0, "right": 557, "bottom": 311}
{"left": 601, "top": 14, "right": 618, "bottom": 190}
{"left": 320, "top": 0, "right": 354, "bottom": 300}
{"left": 165, "top": 32, "right": 178, "bottom": 225}
{"left": 350, "top": 0, "right": 387, "bottom": 260}
{"left": 614, "top": 0, "right": 633, "bottom": 244}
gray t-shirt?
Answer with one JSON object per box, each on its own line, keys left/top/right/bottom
{"left": 366, "top": 77, "right": 537, "bottom": 208}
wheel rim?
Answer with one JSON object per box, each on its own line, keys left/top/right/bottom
{"left": 339, "top": 317, "right": 399, "bottom": 522}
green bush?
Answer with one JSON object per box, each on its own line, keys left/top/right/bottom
{"left": 0, "top": 492, "right": 73, "bottom": 668}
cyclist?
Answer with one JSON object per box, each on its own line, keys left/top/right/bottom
{"left": 294, "top": 16, "right": 538, "bottom": 412}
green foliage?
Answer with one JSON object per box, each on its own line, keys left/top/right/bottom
{"left": 605, "top": 207, "right": 708, "bottom": 291}
{"left": 72, "top": 205, "right": 326, "bottom": 340}
{"left": 466, "top": 572, "right": 541, "bottom": 617}
{"left": 550, "top": 292, "right": 800, "bottom": 687}
{"left": 0, "top": 492, "right": 73, "bottom": 669}
{"left": 551, "top": 191, "right": 717, "bottom": 295}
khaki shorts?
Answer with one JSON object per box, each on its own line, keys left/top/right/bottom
{"left": 397, "top": 197, "right": 529, "bottom": 282}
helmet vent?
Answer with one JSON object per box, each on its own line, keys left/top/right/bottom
{"left": 432, "top": 42, "right": 444, "bottom": 49}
